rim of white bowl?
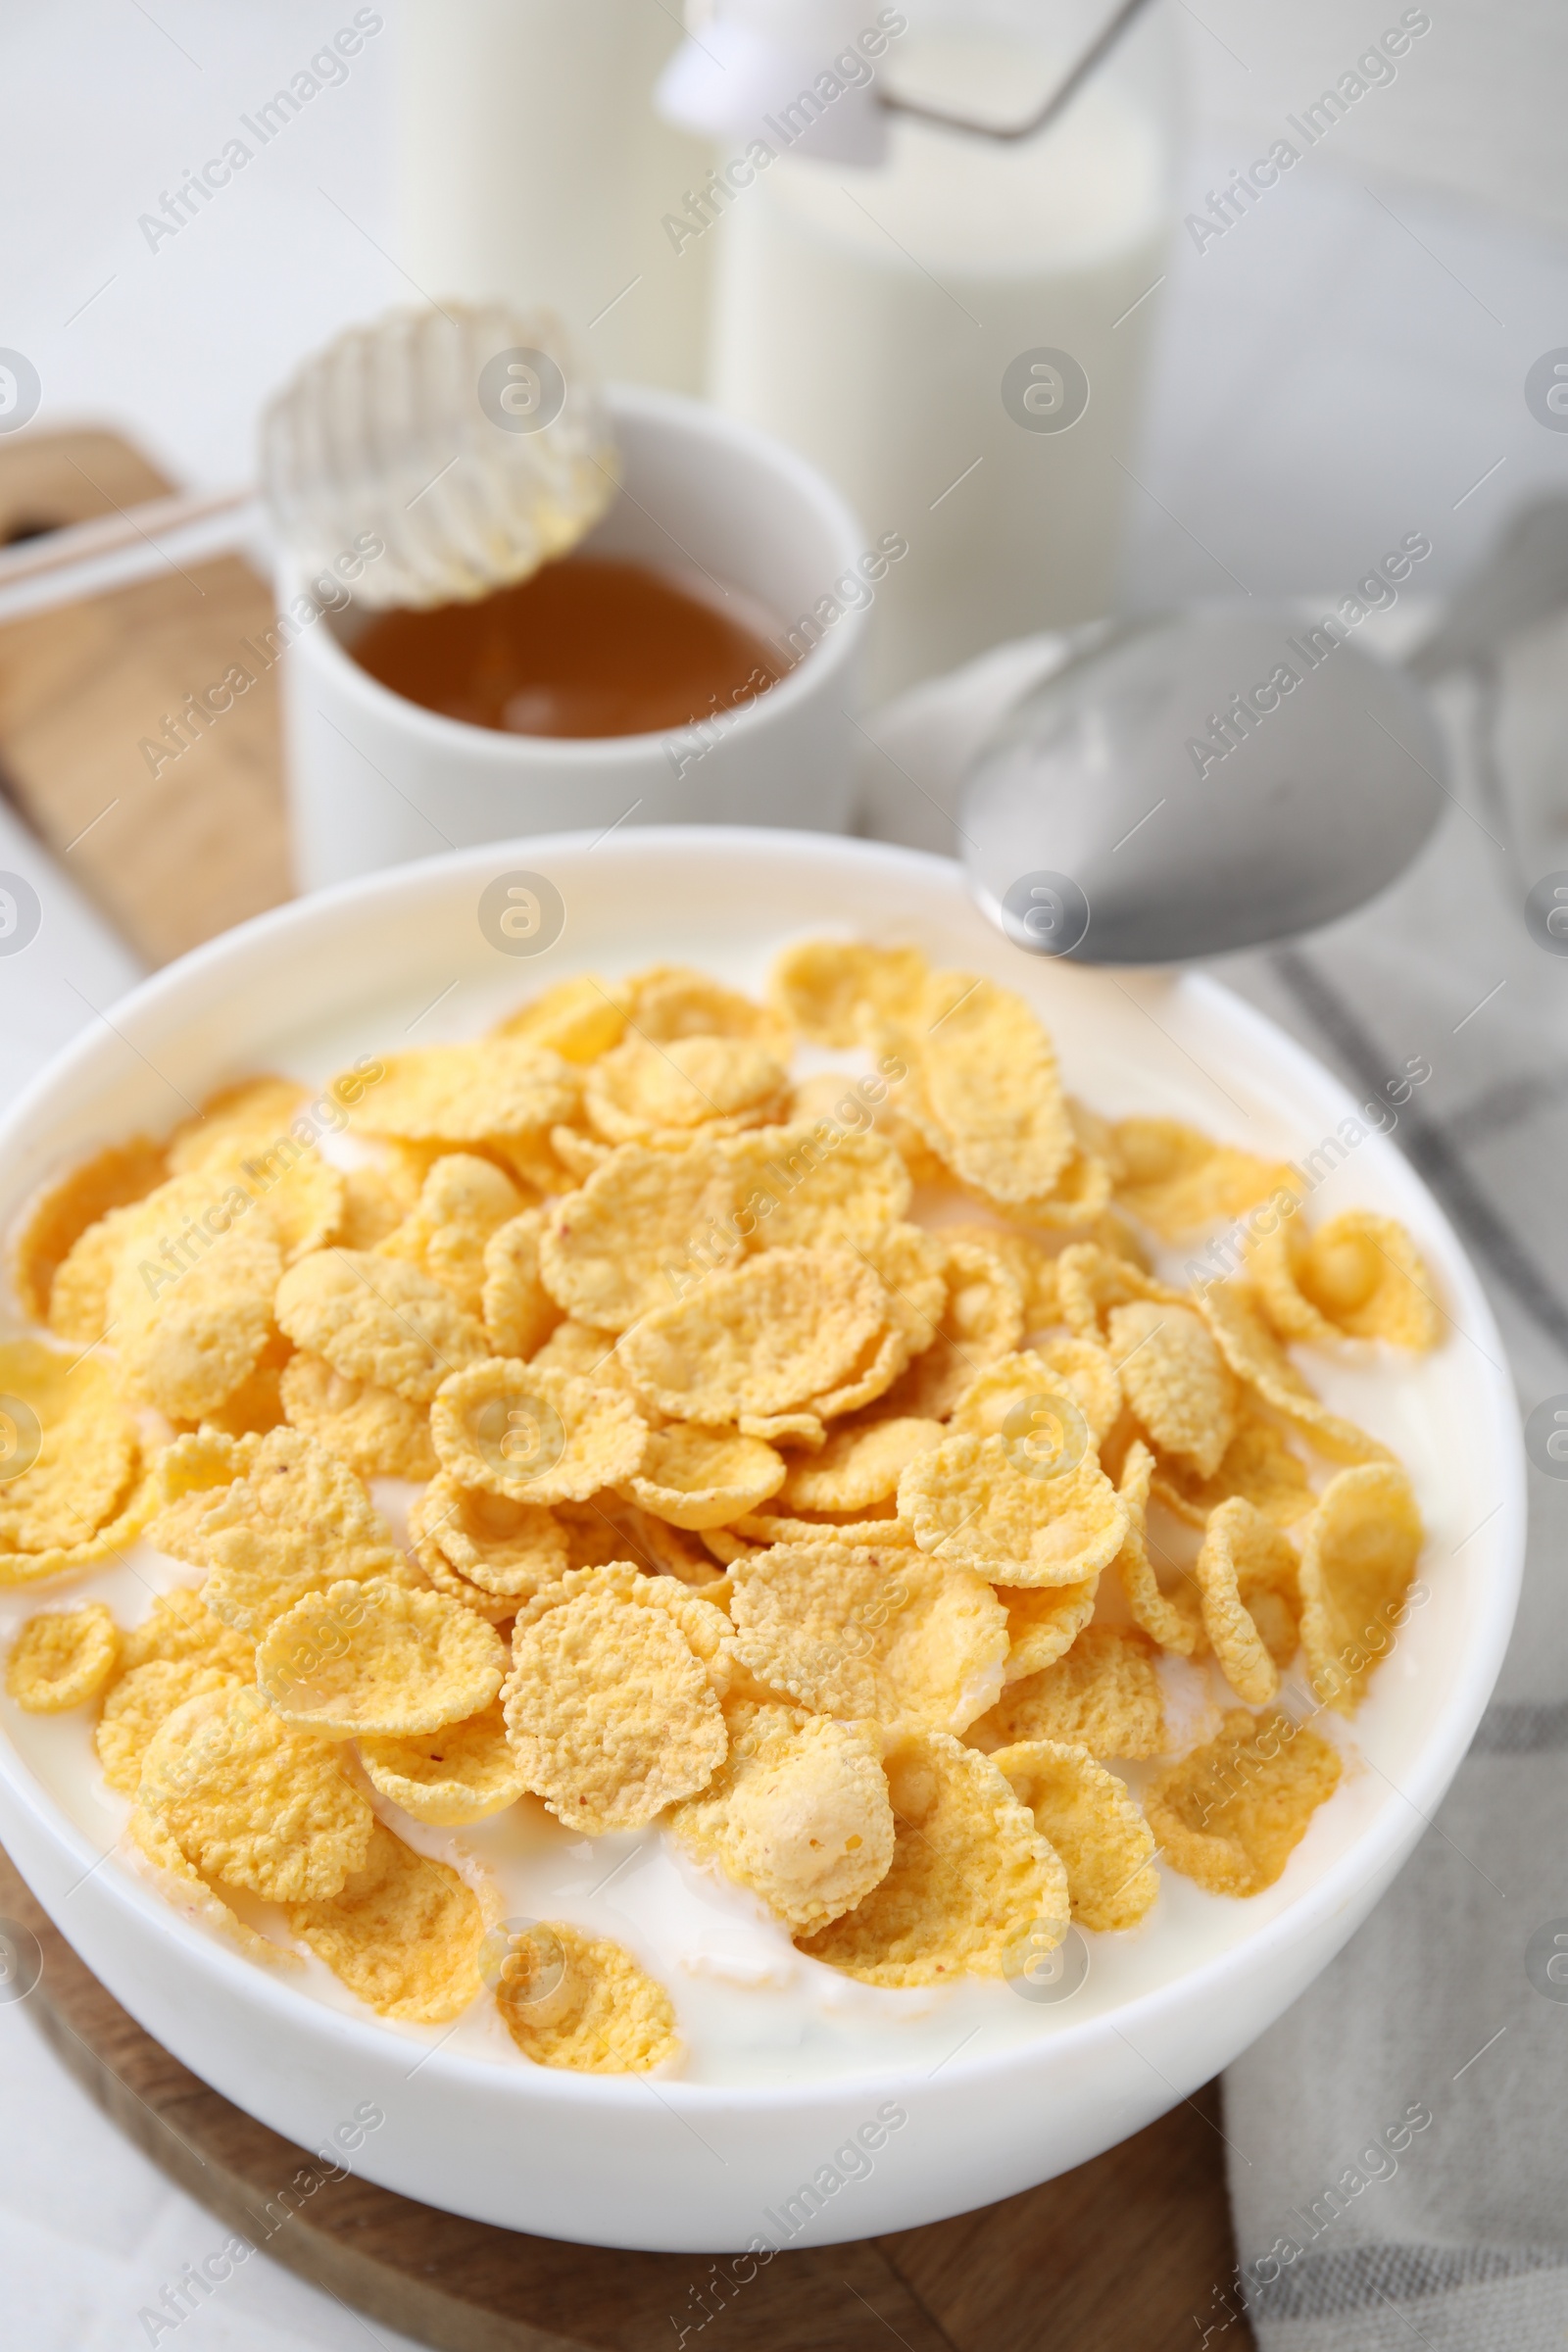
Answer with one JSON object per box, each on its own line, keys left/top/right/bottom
{"left": 0, "top": 828, "right": 1526, "bottom": 2116}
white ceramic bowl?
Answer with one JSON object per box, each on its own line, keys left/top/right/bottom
{"left": 0, "top": 831, "right": 1524, "bottom": 2252}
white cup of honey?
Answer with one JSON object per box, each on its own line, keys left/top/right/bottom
{"left": 279, "top": 385, "right": 874, "bottom": 891}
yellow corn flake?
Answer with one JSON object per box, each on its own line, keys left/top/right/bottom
{"left": 1112, "top": 1117, "right": 1298, "bottom": 1241}
{"left": 285, "top": 1818, "right": 489, "bottom": 2020}
{"left": 1254, "top": 1211, "right": 1440, "bottom": 1350}
{"left": 46, "top": 1203, "right": 141, "bottom": 1345}
{"left": 779, "top": 1414, "right": 944, "bottom": 1514}
{"left": 377, "top": 1152, "right": 526, "bottom": 1317}
{"left": 997, "top": 1579, "right": 1100, "bottom": 1684}
{"left": 358, "top": 1703, "right": 523, "bottom": 1824}
{"left": 509, "top": 1565, "right": 733, "bottom": 1702}
{"left": 278, "top": 1351, "right": 437, "bottom": 1482}
{"left": 1110, "top": 1438, "right": 1205, "bottom": 1658}
{"left": 808, "top": 1315, "right": 909, "bottom": 1423}
{"left": 731, "top": 1508, "right": 913, "bottom": 1548}
{"left": 917, "top": 969, "right": 1074, "bottom": 1208}
{"left": 971, "top": 1625, "right": 1164, "bottom": 1759}
{"left": 883, "top": 1236, "right": 1025, "bottom": 1420}
{"left": 415, "top": 1470, "right": 567, "bottom": 1599}
{"left": 672, "top": 1707, "right": 895, "bottom": 1931}
{"left": 96, "top": 1657, "right": 249, "bottom": 1794}
{"left": 1151, "top": 1413, "right": 1315, "bottom": 1532}
{"left": 584, "top": 1034, "right": 789, "bottom": 1145}
{"left": 624, "top": 1424, "right": 785, "bottom": 1530}
{"left": 768, "top": 938, "right": 930, "bottom": 1048}
{"left": 494, "top": 1920, "right": 680, "bottom": 2073}
{"left": 620, "top": 1248, "right": 888, "bottom": 1425}
{"left": 798, "top": 1731, "right": 1061, "bottom": 1985}
{"left": 120, "top": 1582, "right": 256, "bottom": 1678}
{"left": 722, "top": 1124, "right": 910, "bottom": 1254}
{"left": 1144, "top": 1709, "right": 1342, "bottom": 1896}
{"left": 950, "top": 1349, "right": 1098, "bottom": 1475}
{"left": 1055, "top": 1241, "right": 1187, "bottom": 1341}
{"left": 195, "top": 1329, "right": 293, "bottom": 1441}
{"left": 861, "top": 1221, "right": 948, "bottom": 1353}
{"left": 336, "top": 1162, "right": 416, "bottom": 1251}
{"left": 166, "top": 1076, "right": 308, "bottom": 1172}
{"left": 622, "top": 1505, "right": 726, "bottom": 1586}
{"left": 524, "top": 1316, "right": 630, "bottom": 1386}
{"left": 481, "top": 1207, "right": 564, "bottom": 1359}
{"left": 275, "top": 1248, "right": 488, "bottom": 1404}
{"left": 198, "top": 1427, "right": 407, "bottom": 1635}
{"left": 431, "top": 1360, "right": 647, "bottom": 1505}
{"left": 136, "top": 1683, "right": 374, "bottom": 1901}
{"left": 1298, "top": 1461, "right": 1423, "bottom": 1712}
{"left": 493, "top": 973, "right": 629, "bottom": 1063}
{"left": 503, "top": 1581, "right": 726, "bottom": 1832}
{"left": 143, "top": 1431, "right": 260, "bottom": 1568}
{"left": 625, "top": 963, "right": 793, "bottom": 1059}
{"left": 1106, "top": 1299, "right": 1238, "bottom": 1481}
{"left": 1001, "top": 1144, "right": 1115, "bottom": 1236}
{"left": 106, "top": 1179, "right": 284, "bottom": 1421}
{"left": 128, "top": 1808, "right": 301, "bottom": 1968}
{"left": 549, "top": 1125, "right": 612, "bottom": 1184}
{"left": 201, "top": 1149, "right": 343, "bottom": 1268}
{"left": 938, "top": 1223, "right": 1062, "bottom": 1334}
{"left": 900, "top": 1432, "right": 1128, "bottom": 1590}
{"left": 1195, "top": 1497, "right": 1301, "bottom": 1706}
{"left": 990, "top": 1739, "right": 1158, "bottom": 1931}
{"left": 1199, "top": 1282, "right": 1393, "bottom": 1465}
{"left": 348, "top": 1039, "right": 578, "bottom": 1146}
{"left": 0, "top": 1344, "right": 140, "bottom": 1555}
{"left": 540, "top": 1143, "right": 738, "bottom": 1332}
{"left": 258, "top": 1576, "right": 507, "bottom": 1737}
{"left": 727, "top": 1543, "right": 1007, "bottom": 1734}
{"left": 406, "top": 1511, "right": 514, "bottom": 1626}
{"left": 6, "top": 1601, "right": 120, "bottom": 1711}
{"left": 12, "top": 1136, "right": 167, "bottom": 1324}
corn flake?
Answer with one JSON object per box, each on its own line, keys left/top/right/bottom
{"left": 1144, "top": 1709, "right": 1341, "bottom": 1896}
{"left": 672, "top": 1707, "right": 895, "bottom": 1931}
{"left": 1107, "top": 1299, "right": 1237, "bottom": 1480}
{"left": 493, "top": 973, "right": 629, "bottom": 1063}
{"left": 722, "top": 1123, "right": 910, "bottom": 1253}
{"left": 1196, "top": 1497, "right": 1301, "bottom": 1705}
{"left": 779, "top": 1414, "right": 944, "bottom": 1514}
{"left": 620, "top": 1248, "right": 887, "bottom": 1425}
{"left": 279, "top": 1351, "right": 437, "bottom": 1482}
{"left": 378, "top": 1152, "right": 525, "bottom": 1316}
{"left": 495, "top": 1920, "right": 679, "bottom": 2073}
{"left": 198, "top": 1427, "right": 407, "bottom": 1635}
{"left": 797, "top": 1731, "right": 1060, "bottom": 1985}
{"left": 1253, "top": 1211, "right": 1440, "bottom": 1350}
{"left": 1152, "top": 1412, "right": 1315, "bottom": 1532}
{"left": 540, "top": 1143, "right": 738, "bottom": 1332}
{"left": 990, "top": 1739, "right": 1158, "bottom": 1931}
{"left": 585, "top": 1035, "right": 788, "bottom": 1145}
{"left": 285, "top": 1818, "right": 489, "bottom": 2020}
{"left": 624, "top": 1423, "right": 785, "bottom": 1530}
{"left": 1110, "top": 1439, "right": 1205, "bottom": 1657}
{"left": 96, "top": 1657, "right": 248, "bottom": 1794}
{"left": 481, "top": 1208, "right": 564, "bottom": 1359}
{"left": 1112, "top": 1118, "right": 1298, "bottom": 1240}
{"left": 359, "top": 1702, "right": 522, "bottom": 1824}
{"left": 431, "top": 1359, "right": 647, "bottom": 1504}
{"left": 1298, "top": 1462, "right": 1423, "bottom": 1712}
{"left": 7, "top": 1602, "right": 119, "bottom": 1711}
{"left": 503, "top": 1582, "right": 726, "bottom": 1832}
{"left": 275, "top": 1249, "right": 487, "bottom": 1405}
{"left": 136, "top": 1684, "right": 374, "bottom": 1901}
{"left": 1199, "top": 1282, "right": 1393, "bottom": 1465}
{"left": 258, "top": 1575, "right": 507, "bottom": 1737}
{"left": 416, "top": 1469, "right": 567, "bottom": 1599}
{"left": 12, "top": 1137, "right": 167, "bottom": 1324}
{"left": 900, "top": 1432, "right": 1128, "bottom": 1590}
{"left": 768, "top": 939, "right": 930, "bottom": 1047}
{"left": 626, "top": 963, "right": 793, "bottom": 1059}
{"left": 971, "top": 1625, "right": 1164, "bottom": 1759}
{"left": 349, "top": 1039, "right": 577, "bottom": 1146}
{"left": 997, "top": 1579, "right": 1100, "bottom": 1683}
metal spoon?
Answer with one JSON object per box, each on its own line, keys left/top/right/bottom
{"left": 964, "top": 501, "right": 1568, "bottom": 962}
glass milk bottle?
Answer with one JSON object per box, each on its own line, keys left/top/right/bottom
{"left": 706, "top": 0, "right": 1178, "bottom": 696}
{"left": 396, "top": 0, "right": 713, "bottom": 393}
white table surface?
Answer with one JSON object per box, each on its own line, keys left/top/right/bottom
{"left": 2, "top": 8, "right": 1567, "bottom": 2347}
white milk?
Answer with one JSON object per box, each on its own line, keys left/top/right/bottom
{"left": 394, "top": 0, "right": 713, "bottom": 392}
{"left": 709, "top": 19, "right": 1175, "bottom": 695}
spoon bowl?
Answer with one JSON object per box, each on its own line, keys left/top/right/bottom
{"left": 963, "top": 605, "right": 1446, "bottom": 962}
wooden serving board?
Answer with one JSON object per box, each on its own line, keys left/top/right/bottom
{"left": 0, "top": 426, "right": 1254, "bottom": 2352}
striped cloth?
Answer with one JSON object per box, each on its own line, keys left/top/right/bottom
{"left": 1210, "top": 637, "right": 1568, "bottom": 2350}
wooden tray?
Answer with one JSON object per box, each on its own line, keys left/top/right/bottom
{"left": 0, "top": 425, "right": 1254, "bottom": 2352}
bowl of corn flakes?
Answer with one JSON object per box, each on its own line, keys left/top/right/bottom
{"left": 0, "top": 829, "right": 1524, "bottom": 2249}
